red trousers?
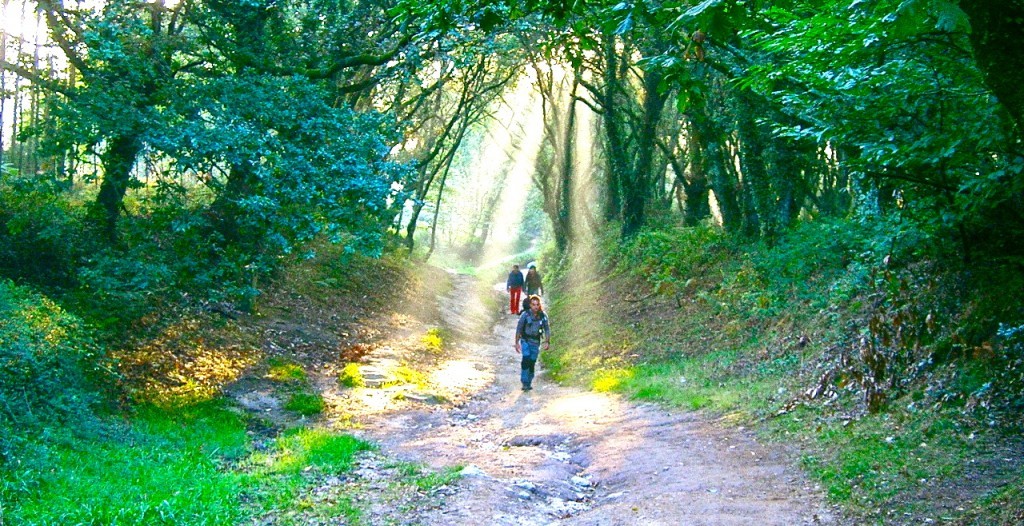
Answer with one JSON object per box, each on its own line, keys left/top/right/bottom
{"left": 509, "top": 287, "right": 523, "bottom": 314}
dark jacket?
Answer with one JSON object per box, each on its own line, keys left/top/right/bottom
{"left": 525, "top": 270, "right": 543, "bottom": 294}
{"left": 507, "top": 270, "right": 525, "bottom": 288}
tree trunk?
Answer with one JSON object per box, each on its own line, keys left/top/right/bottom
{"left": 690, "top": 104, "right": 742, "bottom": 232}
{"left": 425, "top": 162, "right": 453, "bottom": 260}
{"left": 405, "top": 200, "right": 425, "bottom": 251}
{"left": 601, "top": 31, "right": 625, "bottom": 222}
{"left": 735, "top": 92, "right": 777, "bottom": 240}
{"left": 959, "top": 0, "right": 1024, "bottom": 135}
{"left": 209, "top": 162, "right": 257, "bottom": 243}
{"left": 555, "top": 81, "right": 578, "bottom": 252}
{"left": 94, "top": 134, "right": 143, "bottom": 241}
{"left": 682, "top": 120, "right": 712, "bottom": 226}
{"left": 622, "top": 68, "right": 667, "bottom": 238}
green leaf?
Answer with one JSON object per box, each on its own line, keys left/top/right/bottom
{"left": 615, "top": 12, "right": 634, "bottom": 35}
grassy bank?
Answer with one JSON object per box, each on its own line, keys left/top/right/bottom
{"left": 0, "top": 250, "right": 457, "bottom": 524}
{"left": 542, "top": 219, "right": 1024, "bottom": 524}
{"left": 1, "top": 399, "right": 420, "bottom": 524}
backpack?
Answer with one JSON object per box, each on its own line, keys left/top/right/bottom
{"left": 522, "top": 312, "right": 547, "bottom": 339}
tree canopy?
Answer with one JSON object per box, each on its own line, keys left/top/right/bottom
{"left": 1, "top": 0, "right": 1021, "bottom": 300}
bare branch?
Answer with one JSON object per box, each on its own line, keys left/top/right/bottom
{"left": 35, "top": 0, "right": 90, "bottom": 74}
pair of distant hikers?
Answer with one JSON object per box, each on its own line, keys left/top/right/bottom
{"left": 506, "top": 263, "right": 543, "bottom": 315}
{"left": 506, "top": 264, "right": 549, "bottom": 391}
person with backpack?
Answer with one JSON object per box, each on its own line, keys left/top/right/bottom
{"left": 525, "top": 264, "right": 544, "bottom": 297}
{"left": 514, "top": 295, "right": 550, "bottom": 391}
{"left": 506, "top": 264, "right": 525, "bottom": 315}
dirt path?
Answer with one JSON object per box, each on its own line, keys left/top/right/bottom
{"left": 346, "top": 273, "right": 840, "bottom": 525}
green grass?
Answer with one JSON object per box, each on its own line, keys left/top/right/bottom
{"left": 1, "top": 401, "right": 251, "bottom": 525}
{"left": 544, "top": 220, "right": 1024, "bottom": 523}
{"left": 411, "top": 466, "right": 462, "bottom": 491}
{"left": 391, "top": 461, "right": 462, "bottom": 491}
{"left": 953, "top": 474, "right": 1024, "bottom": 525}
{"left": 285, "top": 391, "right": 325, "bottom": 415}
{"left": 268, "top": 358, "right": 307, "bottom": 383}
{"left": 795, "top": 411, "right": 977, "bottom": 514}
{"left": 1, "top": 401, "right": 378, "bottom": 525}
{"left": 546, "top": 339, "right": 792, "bottom": 418}
{"left": 393, "top": 365, "right": 429, "bottom": 389}
{"left": 255, "top": 428, "right": 374, "bottom": 475}
{"left": 338, "top": 363, "right": 365, "bottom": 388}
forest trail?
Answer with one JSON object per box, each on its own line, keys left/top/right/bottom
{"left": 344, "top": 272, "right": 841, "bottom": 525}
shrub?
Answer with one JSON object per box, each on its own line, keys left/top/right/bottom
{"left": 0, "top": 172, "right": 91, "bottom": 291}
{"left": 267, "top": 359, "right": 306, "bottom": 383}
{"left": 421, "top": 327, "right": 445, "bottom": 353}
{"left": 0, "top": 280, "right": 106, "bottom": 460}
{"left": 622, "top": 225, "right": 733, "bottom": 297}
{"left": 338, "top": 363, "right": 365, "bottom": 388}
{"left": 284, "top": 392, "right": 325, "bottom": 416}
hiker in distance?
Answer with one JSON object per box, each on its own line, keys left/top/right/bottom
{"left": 514, "top": 295, "right": 550, "bottom": 391}
{"left": 525, "top": 264, "right": 543, "bottom": 297}
{"left": 506, "top": 264, "right": 525, "bottom": 315}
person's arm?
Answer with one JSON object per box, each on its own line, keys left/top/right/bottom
{"left": 514, "top": 314, "right": 525, "bottom": 353}
{"left": 542, "top": 316, "right": 551, "bottom": 350}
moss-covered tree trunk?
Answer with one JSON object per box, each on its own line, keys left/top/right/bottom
{"left": 622, "top": 67, "right": 667, "bottom": 238}
{"left": 93, "top": 133, "right": 143, "bottom": 241}
{"left": 682, "top": 120, "right": 712, "bottom": 226}
{"left": 211, "top": 162, "right": 258, "bottom": 244}
{"left": 601, "top": 32, "right": 626, "bottom": 223}
{"left": 690, "top": 101, "right": 742, "bottom": 233}
{"left": 959, "top": 0, "right": 1024, "bottom": 135}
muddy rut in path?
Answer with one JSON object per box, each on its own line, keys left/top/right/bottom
{"left": 351, "top": 273, "right": 841, "bottom": 526}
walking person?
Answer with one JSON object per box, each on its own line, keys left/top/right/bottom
{"left": 515, "top": 295, "right": 550, "bottom": 391}
{"left": 525, "top": 264, "right": 544, "bottom": 297}
{"left": 506, "top": 264, "right": 525, "bottom": 315}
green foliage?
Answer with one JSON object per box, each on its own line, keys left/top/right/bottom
{"left": 338, "top": 363, "right": 366, "bottom": 388}
{"left": 284, "top": 392, "right": 325, "bottom": 416}
{"left": 1, "top": 402, "right": 251, "bottom": 525}
{"left": 969, "top": 324, "right": 1024, "bottom": 422}
{"left": 738, "top": 0, "right": 1020, "bottom": 244}
{"left": 168, "top": 74, "right": 406, "bottom": 258}
{"left": 258, "top": 429, "right": 374, "bottom": 475}
{"left": 622, "top": 225, "right": 733, "bottom": 297}
{"left": 0, "top": 280, "right": 105, "bottom": 461}
{"left": 0, "top": 172, "right": 92, "bottom": 291}
{"left": 4, "top": 0, "right": 417, "bottom": 344}
{"left": 421, "top": 327, "right": 446, "bottom": 353}
{"left": 268, "top": 359, "right": 307, "bottom": 383}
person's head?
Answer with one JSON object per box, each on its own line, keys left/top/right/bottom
{"left": 528, "top": 295, "right": 542, "bottom": 313}
{"left": 512, "top": 264, "right": 520, "bottom": 271}
{"left": 529, "top": 264, "right": 536, "bottom": 270}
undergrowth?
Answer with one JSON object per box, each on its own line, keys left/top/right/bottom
{"left": 544, "top": 218, "right": 1024, "bottom": 523}
{"left": 0, "top": 400, "right": 381, "bottom": 524}
{"left": 0, "top": 245, "right": 461, "bottom": 523}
